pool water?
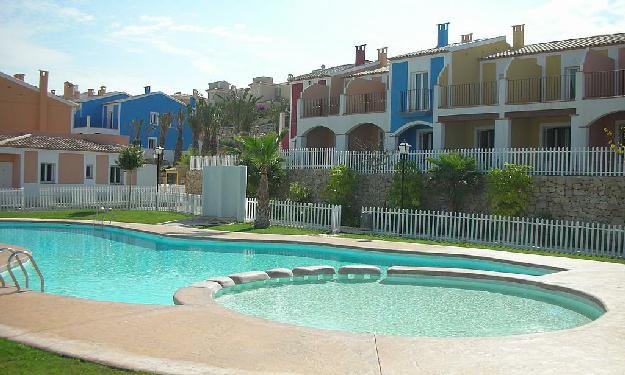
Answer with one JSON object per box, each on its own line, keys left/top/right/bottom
{"left": 0, "top": 222, "right": 554, "bottom": 305}
{"left": 215, "top": 276, "right": 604, "bottom": 337}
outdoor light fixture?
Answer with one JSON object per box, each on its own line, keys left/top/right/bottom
{"left": 398, "top": 142, "right": 410, "bottom": 155}
{"left": 154, "top": 146, "right": 164, "bottom": 210}
{"left": 398, "top": 142, "right": 411, "bottom": 217}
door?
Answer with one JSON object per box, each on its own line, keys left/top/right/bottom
{"left": 0, "top": 162, "right": 13, "bottom": 188}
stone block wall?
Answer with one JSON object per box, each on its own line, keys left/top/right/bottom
{"left": 186, "top": 170, "right": 202, "bottom": 195}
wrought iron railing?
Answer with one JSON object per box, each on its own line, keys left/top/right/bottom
{"left": 345, "top": 92, "right": 386, "bottom": 114}
{"left": 439, "top": 81, "right": 497, "bottom": 108}
{"left": 399, "top": 89, "right": 431, "bottom": 112}
{"left": 507, "top": 75, "right": 576, "bottom": 104}
{"left": 584, "top": 69, "right": 625, "bottom": 98}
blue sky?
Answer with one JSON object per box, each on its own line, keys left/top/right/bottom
{"left": 1, "top": 0, "right": 624, "bottom": 95}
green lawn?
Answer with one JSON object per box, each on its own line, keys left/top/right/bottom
{"left": 0, "top": 338, "right": 146, "bottom": 374}
{"left": 0, "top": 210, "right": 191, "bottom": 225}
{"left": 201, "top": 222, "right": 328, "bottom": 235}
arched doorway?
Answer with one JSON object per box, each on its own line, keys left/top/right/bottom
{"left": 347, "top": 123, "right": 385, "bottom": 151}
{"left": 587, "top": 111, "right": 625, "bottom": 147}
{"left": 305, "top": 126, "right": 336, "bottom": 148}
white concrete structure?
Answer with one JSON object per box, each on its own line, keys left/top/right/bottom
{"left": 201, "top": 165, "right": 247, "bottom": 221}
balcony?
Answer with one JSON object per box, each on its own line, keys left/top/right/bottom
{"left": 301, "top": 97, "right": 340, "bottom": 118}
{"left": 507, "top": 75, "right": 576, "bottom": 104}
{"left": 400, "top": 89, "right": 431, "bottom": 112}
{"left": 438, "top": 82, "right": 497, "bottom": 108}
{"left": 345, "top": 91, "right": 386, "bottom": 114}
{"left": 584, "top": 69, "right": 625, "bottom": 98}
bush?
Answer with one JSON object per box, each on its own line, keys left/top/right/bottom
{"left": 486, "top": 163, "right": 533, "bottom": 217}
{"left": 288, "top": 182, "right": 312, "bottom": 203}
{"left": 322, "top": 165, "right": 358, "bottom": 225}
{"left": 242, "top": 158, "right": 285, "bottom": 198}
{"left": 427, "top": 153, "right": 479, "bottom": 211}
{"left": 177, "top": 148, "right": 199, "bottom": 167}
{"left": 387, "top": 160, "right": 423, "bottom": 210}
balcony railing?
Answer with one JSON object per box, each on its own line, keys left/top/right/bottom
{"left": 439, "top": 81, "right": 497, "bottom": 108}
{"left": 507, "top": 75, "right": 575, "bottom": 104}
{"left": 345, "top": 92, "right": 386, "bottom": 114}
{"left": 584, "top": 69, "right": 625, "bottom": 98}
{"left": 399, "top": 89, "right": 431, "bottom": 112}
{"left": 302, "top": 97, "right": 340, "bottom": 118}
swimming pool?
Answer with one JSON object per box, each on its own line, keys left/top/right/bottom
{"left": 0, "top": 222, "right": 555, "bottom": 305}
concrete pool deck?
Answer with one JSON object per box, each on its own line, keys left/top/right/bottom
{"left": 0, "top": 219, "right": 624, "bottom": 374}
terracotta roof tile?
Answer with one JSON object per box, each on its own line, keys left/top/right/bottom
{"left": 345, "top": 66, "right": 390, "bottom": 78}
{"left": 0, "top": 134, "right": 125, "bottom": 153}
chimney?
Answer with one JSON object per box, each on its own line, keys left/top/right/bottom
{"left": 355, "top": 44, "right": 366, "bottom": 66}
{"left": 87, "top": 88, "right": 94, "bottom": 97}
{"left": 39, "top": 70, "right": 49, "bottom": 132}
{"left": 461, "top": 33, "right": 473, "bottom": 43}
{"left": 51, "top": 89, "right": 56, "bottom": 95}
{"left": 192, "top": 89, "right": 199, "bottom": 98}
{"left": 73, "top": 85, "right": 80, "bottom": 99}
{"left": 144, "top": 85, "right": 151, "bottom": 94}
{"left": 63, "top": 81, "right": 75, "bottom": 99}
{"left": 13, "top": 74, "right": 25, "bottom": 81}
{"left": 377, "top": 47, "right": 388, "bottom": 66}
{"left": 512, "top": 24, "right": 525, "bottom": 49}
{"left": 437, "top": 22, "right": 450, "bottom": 48}
{"left": 98, "top": 85, "right": 106, "bottom": 96}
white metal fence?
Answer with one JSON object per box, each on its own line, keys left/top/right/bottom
{"left": 190, "top": 155, "right": 239, "bottom": 170}
{"left": 246, "top": 198, "right": 341, "bottom": 233}
{"left": 0, "top": 186, "right": 202, "bottom": 215}
{"left": 280, "top": 147, "right": 625, "bottom": 176}
{"left": 362, "top": 206, "right": 625, "bottom": 258}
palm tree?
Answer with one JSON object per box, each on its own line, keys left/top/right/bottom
{"left": 174, "top": 108, "right": 185, "bottom": 164}
{"left": 238, "top": 132, "right": 283, "bottom": 228}
{"left": 219, "top": 88, "right": 261, "bottom": 134}
{"left": 187, "top": 101, "right": 203, "bottom": 150}
{"left": 129, "top": 118, "right": 145, "bottom": 146}
{"left": 158, "top": 112, "right": 173, "bottom": 148}
{"left": 196, "top": 102, "right": 223, "bottom": 155}
{"left": 116, "top": 145, "right": 145, "bottom": 208}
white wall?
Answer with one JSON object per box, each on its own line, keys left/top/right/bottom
{"left": 202, "top": 165, "right": 247, "bottom": 221}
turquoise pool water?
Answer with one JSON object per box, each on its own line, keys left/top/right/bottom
{"left": 215, "top": 276, "right": 604, "bottom": 337}
{"left": 0, "top": 222, "right": 554, "bottom": 305}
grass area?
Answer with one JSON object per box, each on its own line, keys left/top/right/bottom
{"left": 0, "top": 338, "right": 146, "bottom": 374}
{"left": 201, "top": 222, "right": 328, "bottom": 235}
{"left": 0, "top": 210, "right": 191, "bottom": 225}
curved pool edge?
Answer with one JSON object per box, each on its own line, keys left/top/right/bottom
{"left": 1, "top": 220, "right": 625, "bottom": 374}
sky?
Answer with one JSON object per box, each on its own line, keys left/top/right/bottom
{"left": 1, "top": 0, "right": 624, "bottom": 95}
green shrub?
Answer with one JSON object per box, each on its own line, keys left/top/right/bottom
{"left": 387, "top": 160, "right": 423, "bottom": 210}
{"left": 322, "top": 165, "right": 358, "bottom": 225}
{"left": 288, "top": 182, "right": 312, "bottom": 203}
{"left": 177, "top": 148, "right": 199, "bottom": 167}
{"left": 242, "top": 158, "right": 285, "bottom": 198}
{"left": 427, "top": 153, "right": 479, "bottom": 212}
{"left": 486, "top": 163, "right": 533, "bottom": 217}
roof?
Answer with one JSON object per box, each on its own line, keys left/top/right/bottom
{"left": 107, "top": 91, "right": 186, "bottom": 106}
{"left": 0, "top": 71, "right": 78, "bottom": 107}
{"left": 483, "top": 32, "right": 625, "bottom": 60}
{"left": 345, "top": 66, "right": 390, "bottom": 78}
{"left": 389, "top": 46, "right": 447, "bottom": 61}
{"left": 0, "top": 134, "right": 125, "bottom": 153}
{"left": 389, "top": 36, "right": 505, "bottom": 61}
{"left": 75, "top": 91, "right": 128, "bottom": 102}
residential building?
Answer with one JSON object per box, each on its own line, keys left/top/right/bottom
{"left": 435, "top": 27, "right": 625, "bottom": 150}
{"left": 206, "top": 80, "right": 236, "bottom": 104}
{"left": 249, "top": 76, "right": 290, "bottom": 103}
{"left": 0, "top": 70, "right": 77, "bottom": 135}
{"left": 288, "top": 44, "right": 391, "bottom": 151}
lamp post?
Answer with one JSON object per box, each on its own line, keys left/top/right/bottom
{"left": 398, "top": 142, "right": 411, "bottom": 210}
{"left": 153, "top": 146, "right": 163, "bottom": 211}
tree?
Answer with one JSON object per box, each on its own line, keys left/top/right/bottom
{"left": 219, "top": 88, "right": 261, "bottom": 134}
{"left": 263, "top": 98, "right": 289, "bottom": 132}
{"left": 322, "top": 165, "right": 358, "bottom": 226}
{"left": 158, "top": 112, "right": 173, "bottom": 148}
{"left": 238, "top": 132, "right": 284, "bottom": 228}
{"left": 187, "top": 101, "right": 203, "bottom": 150}
{"left": 174, "top": 108, "right": 185, "bottom": 164}
{"left": 387, "top": 160, "right": 424, "bottom": 210}
{"left": 604, "top": 125, "right": 625, "bottom": 155}
{"left": 486, "top": 163, "right": 533, "bottom": 217}
{"left": 116, "top": 145, "right": 145, "bottom": 208}
{"left": 129, "top": 118, "right": 145, "bottom": 146}
{"left": 427, "top": 153, "right": 480, "bottom": 212}
{"left": 196, "top": 102, "right": 223, "bottom": 155}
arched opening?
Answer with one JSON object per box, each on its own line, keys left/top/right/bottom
{"left": 345, "top": 78, "right": 387, "bottom": 114}
{"left": 304, "top": 126, "right": 336, "bottom": 148}
{"left": 395, "top": 123, "right": 433, "bottom": 151}
{"left": 587, "top": 111, "right": 625, "bottom": 147}
{"left": 348, "top": 123, "right": 385, "bottom": 151}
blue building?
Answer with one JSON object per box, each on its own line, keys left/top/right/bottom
{"left": 73, "top": 86, "right": 195, "bottom": 164}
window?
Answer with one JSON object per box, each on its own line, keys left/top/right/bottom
{"left": 85, "top": 164, "right": 93, "bottom": 179}
{"left": 40, "top": 163, "right": 55, "bottom": 183}
{"left": 148, "top": 137, "right": 157, "bottom": 149}
{"left": 564, "top": 66, "right": 579, "bottom": 100}
{"left": 106, "top": 107, "right": 114, "bottom": 128}
{"left": 109, "top": 166, "right": 122, "bottom": 184}
{"left": 477, "top": 129, "right": 495, "bottom": 149}
{"left": 150, "top": 112, "right": 159, "bottom": 125}
{"left": 543, "top": 126, "right": 571, "bottom": 148}
{"left": 420, "top": 132, "right": 433, "bottom": 150}
{"left": 412, "top": 72, "right": 429, "bottom": 111}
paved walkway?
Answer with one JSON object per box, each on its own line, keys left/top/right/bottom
{"left": 1, "top": 219, "right": 624, "bottom": 374}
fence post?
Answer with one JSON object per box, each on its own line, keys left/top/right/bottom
{"left": 331, "top": 205, "right": 342, "bottom": 233}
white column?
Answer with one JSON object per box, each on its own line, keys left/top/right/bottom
{"left": 297, "top": 99, "right": 303, "bottom": 119}
{"left": 296, "top": 136, "right": 307, "bottom": 148}
{"left": 383, "top": 132, "right": 395, "bottom": 151}
{"left": 495, "top": 119, "right": 512, "bottom": 149}
{"left": 335, "top": 134, "right": 348, "bottom": 151}
{"left": 497, "top": 77, "right": 507, "bottom": 106}
{"left": 575, "top": 71, "right": 584, "bottom": 101}
{"left": 339, "top": 94, "right": 346, "bottom": 115}
{"left": 433, "top": 122, "right": 444, "bottom": 150}
{"left": 571, "top": 115, "right": 589, "bottom": 148}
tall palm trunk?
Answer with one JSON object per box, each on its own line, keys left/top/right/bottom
{"left": 255, "top": 167, "right": 270, "bottom": 228}
{"left": 174, "top": 126, "right": 183, "bottom": 163}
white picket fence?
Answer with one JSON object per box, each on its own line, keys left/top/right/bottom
{"left": 190, "top": 155, "right": 239, "bottom": 170}
{"left": 0, "top": 186, "right": 202, "bottom": 215}
{"left": 246, "top": 198, "right": 341, "bottom": 233}
{"left": 280, "top": 147, "right": 625, "bottom": 176}
{"left": 362, "top": 207, "right": 625, "bottom": 258}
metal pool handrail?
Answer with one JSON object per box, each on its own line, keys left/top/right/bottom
{"left": 6, "top": 250, "right": 44, "bottom": 292}
{"left": 0, "top": 247, "right": 29, "bottom": 288}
